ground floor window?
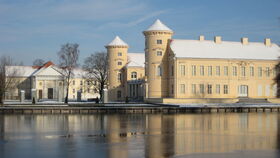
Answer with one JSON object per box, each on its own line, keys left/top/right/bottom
{"left": 117, "top": 90, "right": 122, "bottom": 98}
{"left": 180, "top": 84, "right": 185, "bottom": 94}
{"left": 199, "top": 84, "right": 204, "bottom": 94}
{"left": 191, "top": 84, "right": 196, "bottom": 94}
{"left": 207, "top": 84, "right": 212, "bottom": 94}
{"left": 216, "top": 84, "right": 220, "bottom": 94}
{"left": 224, "top": 85, "right": 229, "bottom": 94}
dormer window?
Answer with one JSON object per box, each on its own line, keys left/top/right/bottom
{"left": 118, "top": 52, "right": 122, "bottom": 56}
{"left": 157, "top": 40, "right": 162, "bottom": 44}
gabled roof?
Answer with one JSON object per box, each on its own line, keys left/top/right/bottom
{"left": 127, "top": 53, "right": 145, "bottom": 67}
{"left": 170, "top": 39, "right": 280, "bottom": 60}
{"left": 106, "top": 36, "right": 128, "bottom": 47}
{"left": 5, "top": 61, "right": 88, "bottom": 78}
{"left": 145, "top": 19, "right": 173, "bottom": 32}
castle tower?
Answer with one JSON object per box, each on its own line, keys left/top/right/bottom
{"left": 143, "top": 19, "right": 173, "bottom": 98}
{"left": 105, "top": 36, "right": 128, "bottom": 102}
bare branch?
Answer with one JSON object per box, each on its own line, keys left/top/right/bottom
{"left": 57, "top": 43, "right": 80, "bottom": 103}
{"left": 83, "top": 52, "right": 108, "bottom": 99}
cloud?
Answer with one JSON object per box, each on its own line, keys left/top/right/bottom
{"left": 97, "top": 10, "right": 168, "bottom": 29}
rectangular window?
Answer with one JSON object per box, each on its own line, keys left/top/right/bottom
{"left": 207, "top": 84, "right": 212, "bottom": 94}
{"left": 156, "top": 40, "right": 162, "bottom": 44}
{"left": 208, "top": 66, "right": 212, "bottom": 76}
{"left": 266, "top": 67, "right": 270, "bottom": 77}
{"left": 200, "top": 66, "right": 204, "bottom": 76}
{"left": 273, "top": 84, "right": 277, "bottom": 96}
{"left": 157, "top": 51, "right": 162, "bottom": 56}
{"left": 233, "top": 66, "right": 237, "bottom": 76}
{"left": 157, "top": 66, "right": 162, "bottom": 76}
{"left": 258, "top": 85, "right": 262, "bottom": 96}
{"left": 241, "top": 66, "right": 246, "bottom": 77}
{"left": 199, "top": 84, "right": 204, "bottom": 94}
{"left": 273, "top": 68, "right": 276, "bottom": 77}
{"left": 73, "top": 89, "right": 75, "bottom": 93}
{"left": 180, "top": 84, "right": 185, "bottom": 94}
{"left": 224, "top": 85, "right": 229, "bottom": 94}
{"left": 73, "top": 80, "right": 75, "bottom": 85}
{"left": 118, "top": 52, "right": 122, "bottom": 56}
{"left": 216, "top": 66, "right": 220, "bottom": 76}
{"left": 250, "top": 66, "right": 254, "bottom": 76}
{"left": 265, "top": 85, "right": 270, "bottom": 96}
{"left": 117, "top": 61, "right": 122, "bottom": 66}
{"left": 192, "top": 65, "right": 196, "bottom": 76}
{"left": 171, "top": 65, "right": 174, "bottom": 76}
{"left": 118, "top": 73, "right": 122, "bottom": 81}
{"left": 87, "top": 88, "right": 90, "bottom": 93}
{"left": 192, "top": 84, "right": 196, "bottom": 94}
{"left": 258, "top": 67, "right": 262, "bottom": 77}
{"left": 80, "top": 80, "right": 83, "bottom": 85}
{"left": 117, "top": 90, "right": 122, "bottom": 98}
{"left": 180, "top": 65, "right": 185, "bottom": 76}
{"left": 224, "top": 66, "right": 228, "bottom": 76}
{"left": 216, "top": 84, "right": 220, "bottom": 94}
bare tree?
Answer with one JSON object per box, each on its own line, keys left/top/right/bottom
{"left": 33, "top": 59, "right": 45, "bottom": 66}
{"left": 83, "top": 52, "right": 108, "bottom": 100}
{"left": 57, "top": 43, "right": 80, "bottom": 103}
{"left": 0, "top": 56, "right": 20, "bottom": 105}
{"left": 274, "top": 56, "right": 280, "bottom": 97}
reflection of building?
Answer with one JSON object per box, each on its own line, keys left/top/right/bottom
{"left": 107, "top": 19, "right": 280, "bottom": 103}
{"left": 5, "top": 61, "right": 99, "bottom": 101}
{"left": 0, "top": 114, "right": 279, "bottom": 157}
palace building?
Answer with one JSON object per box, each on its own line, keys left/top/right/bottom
{"left": 106, "top": 19, "right": 280, "bottom": 103}
{"left": 5, "top": 61, "right": 99, "bottom": 101}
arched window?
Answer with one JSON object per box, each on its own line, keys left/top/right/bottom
{"left": 131, "top": 72, "right": 137, "bottom": 79}
{"left": 157, "top": 65, "right": 162, "bottom": 76}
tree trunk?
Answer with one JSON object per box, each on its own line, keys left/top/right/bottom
{"left": 65, "top": 87, "right": 69, "bottom": 104}
{"left": 99, "top": 83, "right": 104, "bottom": 100}
{"left": 0, "top": 93, "right": 3, "bottom": 106}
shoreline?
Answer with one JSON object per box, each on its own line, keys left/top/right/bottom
{"left": 1, "top": 103, "right": 280, "bottom": 114}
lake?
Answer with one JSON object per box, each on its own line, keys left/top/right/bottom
{"left": 0, "top": 113, "right": 279, "bottom": 158}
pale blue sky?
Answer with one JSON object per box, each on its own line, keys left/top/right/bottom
{"left": 0, "top": 0, "right": 279, "bottom": 65}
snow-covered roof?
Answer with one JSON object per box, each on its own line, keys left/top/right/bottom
{"left": 5, "top": 66, "right": 87, "bottom": 78}
{"left": 127, "top": 53, "right": 145, "bottom": 67}
{"left": 5, "top": 66, "right": 38, "bottom": 77}
{"left": 170, "top": 39, "right": 280, "bottom": 60}
{"left": 145, "top": 19, "right": 173, "bottom": 32}
{"left": 106, "top": 36, "right": 128, "bottom": 47}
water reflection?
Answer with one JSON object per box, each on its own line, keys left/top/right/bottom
{"left": 0, "top": 113, "right": 279, "bottom": 158}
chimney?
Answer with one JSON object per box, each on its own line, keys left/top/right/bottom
{"left": 241, "top": 37, "right": 249, "bottom": 45}
{"left": 264, "top": 38, "right": 271, "bottom": 46}
{"left": 214, "top": 36, "right": 222, "bottom": 44}
{"left": 199, "top": 35, "right": 204, "bottom": 41}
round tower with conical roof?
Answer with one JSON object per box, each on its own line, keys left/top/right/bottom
{"left": 105, "top": 36, "right": 128, "bottom": 101}
{"left": 143, "top": 19, "right": 173, "bottom": 98}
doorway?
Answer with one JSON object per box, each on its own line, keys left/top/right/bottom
{"left": 238, "top": 85, "right": 248, "bottom": 97}
{"left": 39, "top": 90, "right": 42, "bottom": 99}
{"left": 48, "top": 88, "right": 53, "bottom": 99}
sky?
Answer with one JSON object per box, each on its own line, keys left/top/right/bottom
{"left": 0, "top": 0, "right": 279, "bottom": 65}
